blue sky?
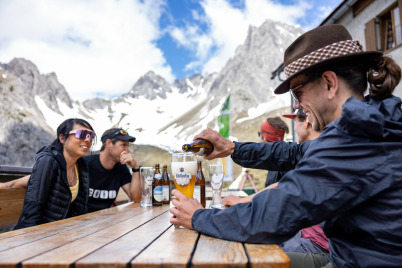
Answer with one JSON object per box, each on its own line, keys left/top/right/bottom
{"left": 0, "top": 0, "right": 342, "bottom": 100}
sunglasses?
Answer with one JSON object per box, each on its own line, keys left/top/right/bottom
{"left": 289, "top": 76, "right": 318, "bottom": 103}
{"left": 258, "top": 131, "right": 269, "bottom": 137}
{"left": 69, "top": 129, "right": 95, "bottom": 141}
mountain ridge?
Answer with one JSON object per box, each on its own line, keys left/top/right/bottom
{"left": 0, "top": 19, "right": 303, "bottom": 167}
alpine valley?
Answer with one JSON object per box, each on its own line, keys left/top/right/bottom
{"left": 0, "top": 19, "right": 303, "bottom": 183}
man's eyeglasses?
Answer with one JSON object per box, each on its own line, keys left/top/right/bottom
{"left": 69, "top": 129, "right": 95, "bottom": 141}
{"left": 289, "top": 76, "right": 318, "bottom": 103}
{"left": 258, "top": 131, "right": 269, "bottom": 137}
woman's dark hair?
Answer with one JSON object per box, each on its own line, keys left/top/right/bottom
{"left": 267, "top": 117, "right": 289, "bottom": 133}
{"left": 51, "top": 118, "right": 95, "bottom": 150}
{"left": 307, "top": 55, "right": 401, "bottom": 100}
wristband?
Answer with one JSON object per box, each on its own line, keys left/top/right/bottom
{"left": 132, "top": 168, "right": 140, "bottom": 173}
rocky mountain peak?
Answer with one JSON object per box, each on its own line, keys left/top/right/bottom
{"left": 125, "top": 70, "right": 172, "bottom": 100}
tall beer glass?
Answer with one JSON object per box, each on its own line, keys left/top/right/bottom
{"left": 171, "top": 152, "right": 197, "bottom": 199}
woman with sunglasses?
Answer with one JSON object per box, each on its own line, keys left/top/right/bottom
{"left": 14, "top": 118, "right": 95, "bottom": 229}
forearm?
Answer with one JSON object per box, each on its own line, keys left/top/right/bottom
{"left": 130, "top": 172, "right": 141, "bottom": 202}
{"left": 231, "top": 141, "right": 310, "bottom": 171}
{"left": 0, "top": 175, "right": 29, "bottom": 189}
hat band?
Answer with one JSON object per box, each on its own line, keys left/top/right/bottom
{"left": 284, "top": 40, "right": 364, "bottom": 78}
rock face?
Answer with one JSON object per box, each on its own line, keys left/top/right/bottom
{"left": 0, "top": 19, "right": 303, "bottom": 166}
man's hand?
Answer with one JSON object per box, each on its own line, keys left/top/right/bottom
{"left": 170, "top": 189, "right": 203, "bottom": 229}
{"left": 194, "top": 128, "right": 235, "bottom": 160}
{"left": 223, "top": 195, "right": 251, "bottom": 206}
{"left": 120, "top": 151, "right": 139, "bottom": 169}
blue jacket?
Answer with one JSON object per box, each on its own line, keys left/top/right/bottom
{"left": 232, "top": 140, "right": 311, "bottom": 187}
{"left": 192, "top": 96, "right": 402, "bottom": 267}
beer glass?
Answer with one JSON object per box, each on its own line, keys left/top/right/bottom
{"left": 209, "top": 164, "right": 224, "bottom": 209}
{"left": 140, "top": 167, "right": 154, "bottom": 207}
{"left": 171, "top": 153, "right": 197, "bottom": 199}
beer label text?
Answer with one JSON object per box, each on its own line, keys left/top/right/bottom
{"left": 174, "top": 168, "right": 191, "bottom": 186}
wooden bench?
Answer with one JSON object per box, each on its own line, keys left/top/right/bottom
{"left": 0, "top": 165, "right": 32, "bottom": 232}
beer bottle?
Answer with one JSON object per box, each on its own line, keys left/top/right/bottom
{"left": 152, "top": 164, "right": 163, "bottom": 206}
{"left": 182, "top": 139, "right": 214, "bottom": 156}
{"left": 162, "top": 165, "right": 170, "bottom": 204}
{"left": 193, "top": 161, "right": 206, "bottom": 207}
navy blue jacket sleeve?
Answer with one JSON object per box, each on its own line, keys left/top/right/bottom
{"left": 231, "top": 141, "right": 311, "bottom": 171}
{"left": 192, "top": 125, "right": 396, "bottom": 244}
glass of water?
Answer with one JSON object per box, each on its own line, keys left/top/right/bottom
{"left": 140, "top": 167, "right": 154, "bottom": 207}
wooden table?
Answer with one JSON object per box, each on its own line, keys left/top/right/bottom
{"left": 0, "top": 203, "right": 289, "bottom": 268}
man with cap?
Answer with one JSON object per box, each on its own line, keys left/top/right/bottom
{"left": 0, "top": 127, "right": 141, "bottom": 213}
{"left": 170, "top": 24, "right": 402, "bottom": 267}
{"left": 86, "top": 128, "right": 141, "bottom": 212}
{"left": 258, "top": 117, "right": 289, "bottom": 187}
{"left": 282, "top": 109, "right": 320, "bottom": 143}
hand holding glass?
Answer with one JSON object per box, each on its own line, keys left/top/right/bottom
{"left": 140, "top": 167, "right": 154, "bottom": 207}
{"left": 209, "top": 164, "right": 224, "bottom": 209}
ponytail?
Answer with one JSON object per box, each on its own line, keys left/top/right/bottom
{"left": 368, "top": 56, "right": 401, "bottom": 100}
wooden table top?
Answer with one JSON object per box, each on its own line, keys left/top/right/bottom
{"left": 0, "top": 202, "right": 289, "bottom": 268}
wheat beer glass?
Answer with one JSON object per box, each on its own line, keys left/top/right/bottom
{"left": 171, "top": 152, "right": 197, "bottom": 199}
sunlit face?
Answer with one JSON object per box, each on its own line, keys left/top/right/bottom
{"left": 62, "top": 124, "right": 93, "bottom": 158}
{"left": 291, "top": 75, "right": 328, "bottom": 132}
{"left": 108, "top": 140, "right": 130, "bottom": 161}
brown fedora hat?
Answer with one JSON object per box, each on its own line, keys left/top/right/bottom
{"left": 274, "top": 24, "right": 383, "bottom": 94}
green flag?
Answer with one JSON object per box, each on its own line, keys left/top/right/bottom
{"left": 218, "top": 96, "right": 230, "bottom": 138}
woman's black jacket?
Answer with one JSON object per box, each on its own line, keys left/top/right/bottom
{"left": 14, "top": 145, "right": 89, "bottom": 229}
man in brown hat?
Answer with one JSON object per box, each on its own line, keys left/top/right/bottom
{"left": 170, "top": 24, "right": 402, "bottom": 267}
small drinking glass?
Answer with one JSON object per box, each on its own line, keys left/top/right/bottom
{"left": 209, "top": 164, "right": 224, "bottom": 209}
{"left": 140, "top": 167, "right": 154, "bottom": 207}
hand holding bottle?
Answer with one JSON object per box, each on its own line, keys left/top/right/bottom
{"left": 193, "top": 128, "right": 235, "bottom": 160}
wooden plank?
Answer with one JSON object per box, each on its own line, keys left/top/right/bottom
{"left": 131, "top": 225, "right": 199, "bottom": 268}
{"left": 0, "top": 204, "right": 149, "bottom": 266}
{"left": 0, "top": 189, "right": 25, "bottom": 228}
{"left": 245, "top": 244, "right": 290, "bottom": 268}
{"left": 0, "top": 203, "right": 141, "bottom": 244}
{"left": 22, "top": 205, "right": 170, "bottom": 268}
{"left": 0, "top": 165, "right": 32, "bottom": 175}
{"left": 77, "top": 207, "right": 172, "bottom": 268}
{"left": 192, "top": 234, "right": 248, "bottom": 268}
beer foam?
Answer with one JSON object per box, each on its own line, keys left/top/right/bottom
{"left": 171, "top": 160, "right": 197, "bottom": 176}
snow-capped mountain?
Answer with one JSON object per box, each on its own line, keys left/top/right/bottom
{"left": 0, "top": 19, "right": 303, "bottom": 166}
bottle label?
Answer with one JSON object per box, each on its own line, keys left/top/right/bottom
{"left": 193, "top": 185, "right": 201, "bottom": 202}
{"left": 153, "top": 186, "right": 163, "bottom": 201}
{"left": 174, "top": 168, "right": 191, "bottom": 186}
{"left": 163, "top": 185, "right": 170, "bottom": 201}
{"left": 154, "top": 173, "right": 162, "bottom": 180}
{"left": 145, "top": 175, "right": 153, "bottom": 186}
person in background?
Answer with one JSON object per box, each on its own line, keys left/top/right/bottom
{"left": 1, "top": 128, "right": 141, "bottom": 213}
{"left": 15, "top": 118, "right": 95, "bottom": 229}
{"left": 258, "top": 117, "right": 289, "bottom": 187}
{"left": 224, "top": 109, "right": 327, "bottom": 254}
{"left": 170, "top": 24, "right": 402, "bottom": 267}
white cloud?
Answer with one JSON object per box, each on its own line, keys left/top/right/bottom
{"left": 0, "top": 0, "right": 173, "bottom": 100}
{"left": 169, "top": 0, "right": 332, "bottom": 74}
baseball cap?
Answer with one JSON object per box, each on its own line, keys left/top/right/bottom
{"left": 282, "top": 109, "right": 307, "bottom": 120}
{"left": 101, "top": 129, "right": 136, "bottom": 143}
